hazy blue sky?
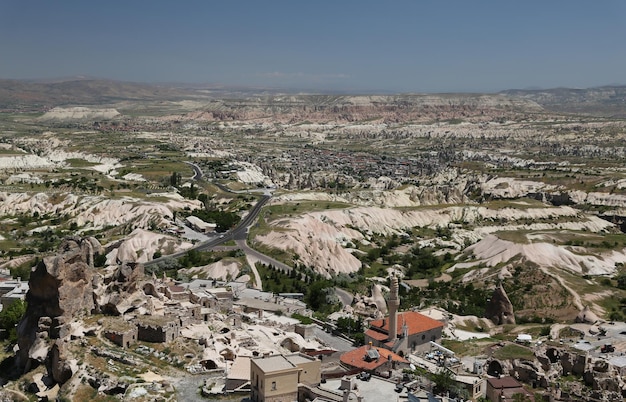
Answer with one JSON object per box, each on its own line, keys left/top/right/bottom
{"left": 1, "top": 1, "right": 625, "bottom": 93}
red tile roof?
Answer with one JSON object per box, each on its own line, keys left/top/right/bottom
{"left": 369, "top": 311, "right": 444, "bottom": 337}
{"left": 364, "top": 329, "right": 388, "bottom": 341}
{"left": 340, "top": 346, "right": 408, "bottom": 371}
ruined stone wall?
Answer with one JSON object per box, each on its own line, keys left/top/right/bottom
{"left": 217, "top": 298, "right": 233, "bottom": 312}
{"left": 294, "top": 324, "right": 315, "bottom": 339}
{"left": 104, "top": 328, "right": 137, "bottom": 348}
{"left": 136, "top": 320, "right": 179, "bottom": 343}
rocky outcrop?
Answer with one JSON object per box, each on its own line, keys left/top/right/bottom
{"left": 484, "top": 283, "right": 515, "bottom": 325}
{"left": 575, "top": 305, "right": 600, "bottom": 324}
{"left": 491, "top": 345, "right": 626, "bottom": 400}
{"left": 93, "top": 263, "right": 146, "bottom": 315}
{"left": 534, "top": 345, "right": 588, "bottom": 377}
{"left": 13, "top": 236, "right": 154, "bottom": 392}
{"left": 16, "top": 237, "right": 101, "bottom": 377}
{"left": 50, "top": 341, "right": 76, "bottom": 384}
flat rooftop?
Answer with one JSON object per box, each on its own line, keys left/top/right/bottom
{"left": 285, "top": 354, "right": 314, "bottom": 366}
{"left": 235, "top": 298, "right": 288, "bottom": 313}
{"left": 319, "top": 376, "right": 407, "bottom": 402}
{"left": 228, "top": 356, "right": 251, "bottom": 381}
{"left": 252, "top": 355, "right": 296, "bottom": 373}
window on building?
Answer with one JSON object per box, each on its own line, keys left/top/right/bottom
{"left": 271, "top": 381, "right": 276, "bottom": 390}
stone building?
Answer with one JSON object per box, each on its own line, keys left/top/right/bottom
{"left": 135, "top": 315, "right": 180, "bottom": 343}
{"left": 103, "top": 318, "right": 138, "bottom": 349}
{"left": 226, "top": 356, "right": 252, "bottom": 392}
{"left": 294, "top": 323, "right": 316, "bottom": 339}
{"left": 250, "top": 353, "right": 321, "bottom": 402}
{"left": 188, "top": 285, "right": 234, "bottom": 311}
{"left": 168, "top": 302, "right": 202, "bottom": 327}
{"left": 226, "top": 313, "right": 243, "bottom": 328}
{"left": 0, "top": 278, "right": 28, "bottom": 310}
{"left": 486, "top": 376, "right": 533, "bottom": 402}
{"left": 165, "top": 285, "right": 188, "bottom": 301}
{"left": 448, "top": 369, "right": 485, "bottom": 401}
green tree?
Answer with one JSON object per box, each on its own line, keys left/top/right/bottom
{"left": 430, "top": 369, "right": 468, "bottom": 399}
{"left": 431, "top": 369, "right": 455, "bottom": 395}
{"left": 336, "top": 317, "right": 362, "bottom": 335}
{"left": 352, "top": 332, "right": 365, "bottom": 347}
{"left": 197, "top": 193, "right": 208, "bottom": 206}
{"left": 170, "top": 172, "right": 181, "bottom": 187}
{"left": 10, "top": 260, "right": 34, "bottom": 281}
{"left": 512, "top": 393, "right": 533, "bottom": 402}
{"left": 180, "top": 249, "right": 202, "bottom": 267}
{"left": 305, "top": 281, "right": 330, "bottom": 312}
{"left": 0, "top": 299, "right": 27, "bottom": 342}
{"left": 191, "top": 209, "right": 240, "bottom": 232}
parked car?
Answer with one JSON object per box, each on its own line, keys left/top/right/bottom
{"left": 601, "top": 344, "right": 615, "bottom": 353}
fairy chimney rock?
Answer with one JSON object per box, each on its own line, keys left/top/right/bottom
{"left": 485, "top": 283, "right": 516, "bottom": 325}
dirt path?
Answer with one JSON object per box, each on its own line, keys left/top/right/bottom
{"left": 550, "top": 323, "right": 567, "bottom": 340}
{"left": 244, "top": 253, "right": 263, "bottom": 290}
{"left": 404, "top": 272, "right": 452, "bottom": 288}
{"left": 1, "top": 388, "right": 29, "bottom": 401}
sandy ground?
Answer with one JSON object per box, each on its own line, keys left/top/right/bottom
{"left": 38, "top": 107, "right": 120, "bottom": 120}
{"left": 243, "top": 254, "right": 263, "bottom": 290}
{"left": 404, "top": 273, "right": 452, "bottom": 288}
{"left": 179, "top": 260, "right": 242, "bottom": 282}
{"left": 108, "top": 228, "right": 193, "bottom": 264}
{"left": 138, "top": 371, "right": 164, "bottom": 382}
{"left": 449, "top": 328, "right": 491, "bottom": 341}
{"left": 453, "top": 234, "right": 624, "bottom": 276}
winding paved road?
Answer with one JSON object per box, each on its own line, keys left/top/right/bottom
{"left": 145, "top": 193, "right": 270, "bottom": 268}
{"left": 334, "top": 287, "right": 354, "bottom": 307}
{"left": 146, "top": 162, "right": 277, "bottom": 289}
{"left": 146, "top": 162, "right": 357, "bottom": 310}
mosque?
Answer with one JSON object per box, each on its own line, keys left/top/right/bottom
{"left": 363, "top": 274, "right": 444, "bottom": 355}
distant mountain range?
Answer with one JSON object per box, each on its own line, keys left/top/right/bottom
{"left": 1, "top": 77, "right": 625, "bottom": 116}
{"left": 0, "top": 78, "right": 197, "bottom": 110}
{"left": 500, "top": 86, "right": 626, "bottom": 116}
